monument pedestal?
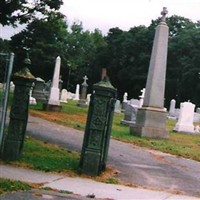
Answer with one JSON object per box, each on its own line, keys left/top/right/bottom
{"left": 130, "top": 107, "right": 169, "bottom": 139}
{"left": 43, "top": 103, "right": 62, "bottom": 112}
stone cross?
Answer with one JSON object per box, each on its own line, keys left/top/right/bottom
{"left": 161, "top": 7, "right": 168, "bottom": 22}
{"left": 83, "top": 75, "right": 88, "bottom": 84}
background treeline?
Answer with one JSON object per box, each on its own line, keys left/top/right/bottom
{"left": 1, "top": 11, "right": 200, "bottom": 109}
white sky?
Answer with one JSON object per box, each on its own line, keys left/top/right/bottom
{"left": 1, "top": 0, "right": 200, "bottom": 39}
{"left": 60, "top": 0, "right": 200, "bottom": 34}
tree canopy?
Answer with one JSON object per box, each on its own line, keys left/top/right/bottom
{"left": 3, "top": 14, "right": 200, "bottom": 108}
{"left": 0, "top": 0, "right": 63, "bottom": 26}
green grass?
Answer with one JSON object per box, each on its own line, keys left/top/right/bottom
{"left": 12, "top": 137, "right": 80, "bottom": 173}
{"left": 30, "top": 100, "right": 200, "bottom": 162}
{"left": 0, "top": 178, "right": 31, "bottom": 195}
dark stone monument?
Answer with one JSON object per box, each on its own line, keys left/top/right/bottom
{"left": 77, "top": 75, "right": 88, "bottom": 108}
{"left": 79, "top": 69, "right": 116, "bottom": 176}
{"left": 1, "top": 56, "right": 35, "bottom": 161}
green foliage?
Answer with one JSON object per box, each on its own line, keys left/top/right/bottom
{"left": 0, "top": 179, "right": 31, "bottom": 195}
{"left": 0, "top": 0, "right": 63, "bottom": 26}
{"left": 8, "top": 14, "right": 200, "bottom": 107}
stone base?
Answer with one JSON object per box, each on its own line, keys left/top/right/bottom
{"left": 120, "top": 120, "right": 136, "bottom": 126}
{"left": 174, "top": 124, "right": 195, "bottom": 134}
{"left": 80, "top": 150, "right": 102, "bottom": 176}
{"left": 1, "top": 139, "right": 22, "bottom": 161}
{"left": 130, "top": 107, "right": 169, "bottom": 139}
{"left": 43, "top": 103, "right": 62, "bottom": 112}
{"left": 77, "top": 99, "right": 88, "bottom": 108}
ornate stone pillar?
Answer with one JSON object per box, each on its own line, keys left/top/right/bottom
{"left": 80, "top": 71, "right": 116, "bottom": 176}
{"left": 1, "top": 59, "right": 35, "bottom": 161}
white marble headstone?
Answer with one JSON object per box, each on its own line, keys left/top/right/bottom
{"left": 174, "top": 102, "right": 195, "bottom": 133}
{"left": 60, "top": 89, "right": 68, "bottom": 103}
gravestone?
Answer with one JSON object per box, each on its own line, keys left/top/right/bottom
{"left": 169, "top": 99, "right": 176, "bottom": 117}
{"left": 60, "top": 89, "right": 68, "bottom": 103}
{"left": 77, "top": 75, "right": 88, "bottom": 107}
{"left": 114, "top": 100, "right": 121, "bottom": 113}
{"left": 74, "top": 84, "right": 80, "bottom": 101}
{"left": 139, "top": 88, "right": 145, "bottom": 108}
{"left": 130, "top": 99, "right": 140, "bottom": 107}
{"left": 122, "top": 92, "right": 128, "bottom": 110}
{"left": 32, "top": 77, "right": 49, "bottom": 103}
{"left": 174, "top": 102, "right": 195, "bottom": 134}
{"left": 121, "top": 103, "right": 137, "bottom": 125}
{"left": 29, "top": 83, "right": 37, "bottom": 105}
{"left": 46, "top": 56, "right": 62, "bottom": 111}
{"left": 86, "top": 93, "right": 91, "bottom": 105}
{"left": 130, "top": 7, "right": 169, "bottom": 139}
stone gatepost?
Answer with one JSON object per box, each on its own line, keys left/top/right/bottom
{"left": 1, "top": 59, "right": 35, "bottom": 161}
{"left": 79, "top": 69, "right": 116, "bottom": 176}
{"left": 130, "top": 7, "right": 169, "bottom": 139}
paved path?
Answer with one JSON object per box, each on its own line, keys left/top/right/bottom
{"left": 26, "top": 115, "right": 200, "bottom": 198}
{"left": 0, "top": 164, "right": 199, "bottom": 200}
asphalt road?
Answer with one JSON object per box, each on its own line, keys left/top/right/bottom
{"left": 27, "top": 115, "right": 200, "bottom": 198}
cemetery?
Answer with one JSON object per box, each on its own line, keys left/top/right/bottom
{"left": 1, "top": 4, "right": 200, "bottom": 200}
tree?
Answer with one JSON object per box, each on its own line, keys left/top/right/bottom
{"left": 0, "top": 0, "right": 63, "bottom": 26}
{"left": 10, "top": 12, "right": 69, "bottom": 83}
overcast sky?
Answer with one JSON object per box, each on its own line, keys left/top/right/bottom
{"left": 60, "top": 0, "right": 200, "bottom": 33}
{"left": 1, "top": 0, "right": 200, "bottom": 39}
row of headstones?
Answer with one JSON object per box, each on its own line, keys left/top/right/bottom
{"left": 30, "top": 77, "right": 91, "bottom": 105}
{"left": 116, "top": 94, "right": 200, "bottom": 135}
{"left": 0, "top": 82, "right": 15, "bottom": 92}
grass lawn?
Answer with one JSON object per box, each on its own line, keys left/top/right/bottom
{"left": 0, "top": 178, "right": 31, "bottom": 195}
{"left": 29, "top": 100, "right": 200, "bottom": 162}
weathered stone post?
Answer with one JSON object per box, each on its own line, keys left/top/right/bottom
{"left": 79, "top": 69, "right": 116, "bottom": 176}
{"left": 1, "top": 57, "right": 35, "bottom": 161}
{"left": 77, "top": 75, "right": 88, "bottom": 107}
{"left": 130, "top": 7, "right": 169, "bottom": 139}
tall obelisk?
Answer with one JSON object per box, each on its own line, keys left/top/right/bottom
{"left": 130, "top": 7, "right": 169, "bottom": 139}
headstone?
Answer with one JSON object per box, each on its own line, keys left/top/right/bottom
{"left": 32, "top": 77, "right": 48, "bottom": 103}
{"left": 60, "top": 89, "right": 68, "bottom": 103}
{"left": 196, "top": 108, "right": 200, "bottom": 114}
{"left": 77, "top": 75, "right": 88, "bottom": 107}
{"left": 122, "top": 92, "right": 128, "bottom": 110}
{"left": 123, "top": 92, "right": 128, "bottom": 102}
{"left": 174, "top": 102, "right": 195, "bottom": 134}
{"left": 169, "top": 99, "right": 176, "bottom": 116}
{"left": 44, "top": 56, "right": 62, "bottom": 112}
{"left": 130, "top": 99, "right": 140, "bottom": 107}
{"left": 29, "top": 83, "right": 37, "bottom": 105}
{"left": 130, "top": 7, "right": 169, "bottom": 139}
{"left": 114, "top": 100, "right": 121, "bottom": 113}
{"left": 139, "top": 88, "right": 145, "bottom": 108}
{"left": 74, "top": 84, "right": 80, "bottom": 101}
{"left": 10, "top": 81, "right": 15, "bottom": 92}
{"left": 121, "top": 103, "right": 137, "bottom": 125}
{"left": 67, "top": 92, "right": 75, "bottom": 100}
{"left": 86, "top": 93, "right": 91, "bottom": 105}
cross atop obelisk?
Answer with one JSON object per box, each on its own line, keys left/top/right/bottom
{"left": 161, "top": 7, "right": 168, "bottom": 23}
{"left": 83, "top": 75, "right": 88, "bottom": 85}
